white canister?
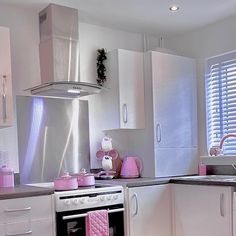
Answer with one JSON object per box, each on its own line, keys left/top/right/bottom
{"left": 0, "top": 165, "right": 14, "bottom": 187}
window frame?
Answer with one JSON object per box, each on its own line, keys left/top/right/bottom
{"left": 205, "top": 50, "right": 236, "bottom": 155}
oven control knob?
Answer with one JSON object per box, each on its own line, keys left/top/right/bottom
{"left": 73, "top": 199, "right": 79, "bottom": 205}
{"left": 106, "top": 196, "right": 112, "bottom": 200}
{"left": 64, "top": 199, "right": 70, "bottom": 206}
{"left": 80, "top": 198, "right": 85, "bottom": 204}
{"left": 100, "top": 196, "right": 105, "bottom": 201}
{"left": 113, "top": 195, "right": 118, "bottom": 200}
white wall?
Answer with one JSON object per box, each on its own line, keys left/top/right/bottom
{"left": 164, "top": 14, "right": 236, "bottom": 157}
{"left": 79, "top": 23, "right": 146, "bottom": 168}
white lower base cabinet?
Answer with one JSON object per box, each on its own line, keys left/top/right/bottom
{"left": 127, "top": 184, "right": 171, "bottom": 236}
{"left": 0, "top": 195, "right": 55, "bottom": 236}
{"left": 172, "top": 184, "right": 233, "bottom": 236}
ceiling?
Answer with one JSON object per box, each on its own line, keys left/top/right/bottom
{"left": 1, "top": 0, "right": 236, "bottom": 37}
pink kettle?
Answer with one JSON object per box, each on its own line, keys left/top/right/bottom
{"left": 120, "top": 156, "right": 142, "bottom": 178}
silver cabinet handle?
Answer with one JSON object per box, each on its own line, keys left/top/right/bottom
{"left": 122, "top": 104, "right": 128, "bottom": 123}
{"left": 2, "top": 75, "right": 7, "bottom": 121}
{"left": 132, "top": 193, "right": 138, "bottom": 216}
{"left": 5, "top": 231, "right": 32, "bottom": 236}
{"left": 220, "top": 193, "right": 224, "bottom": 217}
{"left": 4, "top": 207, "right": 31, "bottom": 213}
{"left": 156, "top": 123, "right": 162, "bottom": 143}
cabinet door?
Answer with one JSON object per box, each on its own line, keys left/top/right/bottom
{"left": 118, "top": 49, "right": 145, "bottom": 129}
{"left": 0, "top": 218, "right": 55, "bottom": 236}
{"left": 0, "top": 195, "right": 54, "bottom": 224}
{"left": 127, "top": 184, "right": 171, "bottom": 236}
{"left": 172, "top": 184, "right": 232, "bottom": 236}
{"left": 152, "top": 52, "right": 197, "bottom": 148}
{"left": 0, "top": 27, "right": 13, "bottom": 127}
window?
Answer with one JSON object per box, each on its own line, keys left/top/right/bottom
{"left": 206, "top": 51, "right": 236, "bottom": 155}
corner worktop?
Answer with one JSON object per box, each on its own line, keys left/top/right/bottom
{"left": 97, "top": 175, "right": 236, "bottom": 188}
{"left": 0, "top": 185, "right": 54, "bottom": 200}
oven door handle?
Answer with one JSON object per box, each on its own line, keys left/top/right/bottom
{"left": 62, "top": 208, "right": 125, "bottom": 220}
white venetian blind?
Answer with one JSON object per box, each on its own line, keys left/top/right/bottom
{"left": 206, "top": 51, "right": 236, "bottom": 155}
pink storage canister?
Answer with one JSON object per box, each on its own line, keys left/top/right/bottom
{"left": 0, "top": 165, "right": 14, "bottom": 187}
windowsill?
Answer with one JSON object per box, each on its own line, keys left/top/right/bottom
{"left": 200, "top": 156, "right": 236, "bottom": 165}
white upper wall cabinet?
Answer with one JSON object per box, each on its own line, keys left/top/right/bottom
{"left": 101, "top": 49, "right": 145, "bottom": 130}
{"left": 0, "top": 27, "right": 13, "bottom": 127}
{"left": 151, "top": 52, "right": 197, "bottom": 148}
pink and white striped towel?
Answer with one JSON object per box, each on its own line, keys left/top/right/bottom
{"left": 86, "top": 210, "right": 109, "bottom": 236}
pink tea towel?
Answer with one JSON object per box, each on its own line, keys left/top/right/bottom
{"left": 86, "top": 210, "right": 109, "bottom": 236}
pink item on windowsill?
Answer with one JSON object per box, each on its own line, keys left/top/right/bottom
{"left": 86, "top": 210, "right": 109, "bottom": 236}
{"left": 199, "top": 163, "right": 206, "bottom": 176}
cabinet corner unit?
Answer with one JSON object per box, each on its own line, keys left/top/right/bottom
{"left": 101, "top": 49, "right": 145, "bottom": 130}
{"left": 0, "top": 27, "right": 14, "bottom": 127}
{"left": 172, "top": 184, "right": 233, "bottom": 236}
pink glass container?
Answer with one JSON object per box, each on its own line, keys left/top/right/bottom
{"left": 0, "top": 165, "right": 14, "bottom": 187}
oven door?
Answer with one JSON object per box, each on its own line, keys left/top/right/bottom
{"left": 56, "top": 204, "right": 124, "bottom": 236}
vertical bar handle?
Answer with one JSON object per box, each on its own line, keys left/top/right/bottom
{"left": 220, "top": 193, "right": 224, "bottom": 217}
{"left": 6, "top": 231, "right": 32, "bottom": 236}
{"left": 156, "top": 123, "right": 162, "bottom": 143}
{"left": 132, "top": 193, "right": 138, "bottom": 216}
{"left": 123, "top": 104, "right": 128, "bottom": 123}
{"left": 2, "top": 75, "right": 7, "bottom": 121}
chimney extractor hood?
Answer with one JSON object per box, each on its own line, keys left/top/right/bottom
{"left": 26, "top": 4, "right": 102, "bottom": 98}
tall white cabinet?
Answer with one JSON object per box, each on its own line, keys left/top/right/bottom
{"left": 135, "top": 51, "right": 198, "bottom": 177}
{"left": 101, "top": 49, "right": 145, "bottom": 130}
{"left": 0, "top": 27, "right": 13, "bottom": 127}
{"left": 127, "top": 184, "right": 171, "bottom": 236}
{"left": 172, "top": 184, "right": 233, "bottom": 236}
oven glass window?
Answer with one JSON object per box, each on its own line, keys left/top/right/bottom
{"left": 56, "top": 205, "right": 124, "bottom": 236}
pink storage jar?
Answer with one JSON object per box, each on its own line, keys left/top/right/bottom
{"left": 0, "top": 165, "right": 14, "bottom": 187}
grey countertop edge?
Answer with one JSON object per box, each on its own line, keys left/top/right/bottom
{"left": 0, "top": 185, "right": 54, "bottom": 200}
{"left": 169, "top": 179, "right": 236, "bottom": 187}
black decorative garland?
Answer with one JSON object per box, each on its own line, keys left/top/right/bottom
{"left": 96, "top": 48, "right": 107, "bottom": 86}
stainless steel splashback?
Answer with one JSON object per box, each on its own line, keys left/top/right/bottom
{"left": 16, "top": 96, "right": 90, "bottom": 184}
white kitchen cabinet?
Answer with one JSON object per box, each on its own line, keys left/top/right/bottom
{"left": 137, "top": 51, "right": 198, "bottom": 177}
{"left": 172, "top": 184, "right": 233, "bottom": 236}
{"left": 0, "top": 195, "right": 55, "bottom": 236}
{"left": 0, "top": 27, "right": 13, "bottom": 127}
{"left": 127, "top": 184, "right": 171, "bottom": 236}
{"left": 101, "top": 49, "right": 145, "bottom": 130}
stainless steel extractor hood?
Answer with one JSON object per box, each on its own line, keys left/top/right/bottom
{"left": 26, "top": 4, "right": 102, "bottom": 98}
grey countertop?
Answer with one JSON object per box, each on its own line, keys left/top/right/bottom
{"left": 169, "top": 175, "right": 236, "bottom": 187}
{"left": 0, "top": 185, "right": 54, "bottom": 200}
{"left": 96, "top": 177, "right": 170, "bottom": 187}
{"left": 97, "top": 175, "right": 236, "bottom": 188}
{"left": 1, "top": 175, "right": 236, "bottom": 200}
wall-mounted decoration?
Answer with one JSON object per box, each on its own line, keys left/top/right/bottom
{"left": 96, "top": 48, "right": 107, "bottom": 86}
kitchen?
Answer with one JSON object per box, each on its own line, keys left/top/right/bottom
{"left": 0, "top": 0, "right": 236, "bottom": 236}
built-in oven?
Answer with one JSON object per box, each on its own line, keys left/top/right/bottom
{"left": 54, "top": 185, "right": 125, "bottom": 236}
